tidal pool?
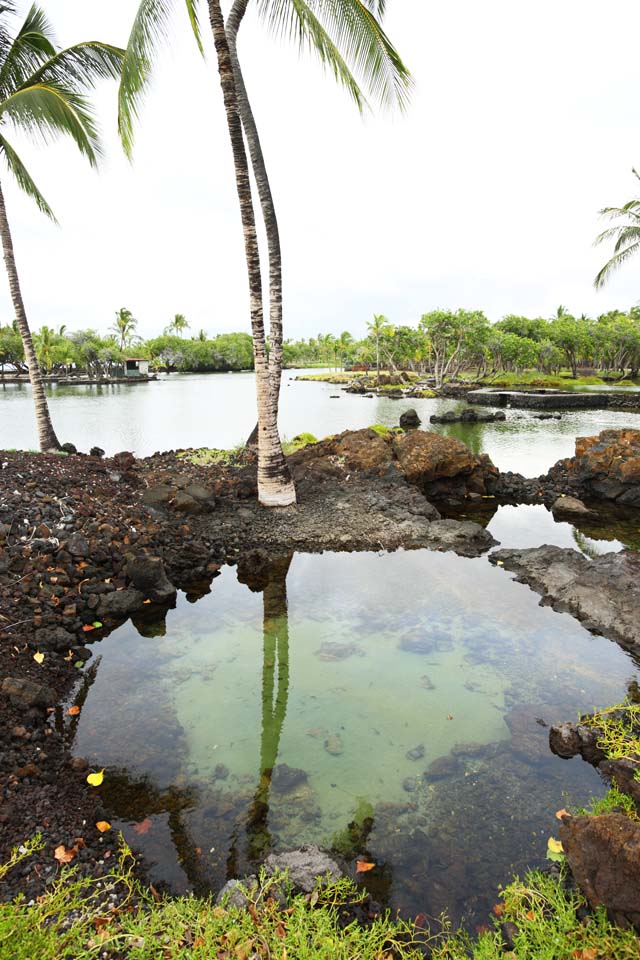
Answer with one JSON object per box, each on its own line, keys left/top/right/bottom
{"left": 70, "top": 517, "right": 640, "bottom": 928}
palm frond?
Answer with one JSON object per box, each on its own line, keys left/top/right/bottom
{"left": 258, "top": 0, "right": 411, "bottom": 111}
{"left": 594, "top": 240, "right": 640, "bottom": 290}
{"left": 261, "top": 0, "right": 367, "bottom": 110}
{"left": 0, "top": 3, "right": 56, "bottom": 98}
{"left": 27, "top": 41, "right": 124, "bottom": 90}
{"left": 361, "top": 0, "right": 386, "bottom": 17}
{"left": 0, "top": 132, "right": 56, "bottom": 220}
{"left": 0, "top": 81, "right": 100, "bottom": 165}
{"left": 118, "top": 0, "right": 203, "bottom": 159}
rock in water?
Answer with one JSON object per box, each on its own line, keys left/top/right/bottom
{"left": 399, "top": 408, "right": 421, "bottom": 429}
{"left": 550, "top": 496, "right": 592, "bottom": 519}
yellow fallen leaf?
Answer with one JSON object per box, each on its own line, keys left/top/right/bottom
{"left": 87, "top": 769, "right": 105, "bottom": 787}
{"left": 555, "top": 808, "right": 571, "bottom": 820}
{"left": 356, "top": 861, "right": 375, "bottom": 873}
{"left": 33, "top": 651, "right": 44, "bottom": 664}
{"left": 143, "top": 599, "right": 152, "bottom": 604}
{"left": 547, "top": 837, "right": 564, "bottom": 854}
{"left": 495, "top": 560, "right": 504, "bottom": 567}
{"left": 95, "top": 821, "right": 111, "bottom": 833}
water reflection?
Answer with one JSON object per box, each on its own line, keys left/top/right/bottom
{"left": 70, "top": 537, "right": 640, "bottom": 924}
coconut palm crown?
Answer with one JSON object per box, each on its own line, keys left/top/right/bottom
{"left": 0, "top": 2, "right": 123, "bottom": 451}
{"left": 594, "top": 168, "right": 640, "bottom": 290}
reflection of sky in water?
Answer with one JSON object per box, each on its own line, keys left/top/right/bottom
{"left": 487, "top": 503, "right": 625, "bottom": 553}
{"left": 72, "top": 535, "right": 640, "bottom": 916}
{"left": 4, "top": 370, "right": 640, "bottom": 473}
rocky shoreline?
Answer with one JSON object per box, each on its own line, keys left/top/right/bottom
{"left": 1, "top": 426, "right": 640, "bottom": 923}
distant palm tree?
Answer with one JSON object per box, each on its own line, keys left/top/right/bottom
{"left": 119, "top": 0, "right": 410, "bottom": 506}
{"left": 111, "top": 307, "right": 138, "bottom": 351}
{"left": 367, "top": 313, "right": 392, "bottom": 385}
{"left": 0, "top": 3, "right": 123, "bottom": 451}
{"left": 594, "top": 169, "right": 640, "bottom": 289}
{"left": 167, "top": 313, "right": 189, "bottom": 338}
{"left": 196, "top": 327, "right": 207, "bottom": 341}
{"left": 337, "top": 330, "right": 353, "bottom": 369}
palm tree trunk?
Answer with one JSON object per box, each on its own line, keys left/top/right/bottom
{"left": 227, "top": 0, "right": 284, "bottom": 417}
{"left": 0, "top": 181, "right": 60, "bottom": 451}
{"left": 207, "top": 0, "right": 295, "bottom": 507}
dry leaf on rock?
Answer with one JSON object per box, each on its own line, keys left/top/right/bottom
{"left": 356, "top": 861, "right": 375, "bottom": 873}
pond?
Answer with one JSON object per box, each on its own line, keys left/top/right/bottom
{"left": 66, "top": 506, "right": 639, "bottom": 930}
{"left": 4, "top": 370, "right": 640, "bottom": 475}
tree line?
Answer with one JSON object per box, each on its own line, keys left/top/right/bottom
{"left": 4, "top": 303, "right": 639, "bottom": 385}
{"left": 282, "top": 306, "right": 640, "bottom": 386}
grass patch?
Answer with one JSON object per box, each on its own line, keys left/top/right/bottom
{"left": 281, "top": 433, "right": 318, "bottom": 455}
{"left": 2, "top": 838, "right": 639, "bottom": 960}
{"left": 176, "top": 446, "right": 243, "bottom": 467}
{"left": 477, "top": 372, "right": 607, "bottom": 390}
{"left": 413, "top": 388, "right": 436, "bottom": 398}
{"left": 576, "top": 785, "right": 639, "bottom": 819}
{"left": 296, "top": 372, "right": 361, "bottom": 383}
{"left": 369, "top": 424, "right": 402, "bottom": 437}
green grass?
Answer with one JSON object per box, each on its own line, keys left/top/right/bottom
{"left": 2, "top": 838, "right": 640, "bottom": 960}
{"left": 176, "top": 446, "right": 244, "bottom": 467}
{"left": 369, "top": 423, "right": 402, "bottom": 436}
{"left": 580, "top": 700, "right": 640, "bottom": 782}
{"left": 281, "top": 433, "right": 318, "bottom": 455}
{"left": 576, "top": 785, "right": 639, "bottom": 819}
{"left": 475, "top": 371, "right": 608, "bottom": 390}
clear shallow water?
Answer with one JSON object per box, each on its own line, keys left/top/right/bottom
{"left": 3, "top": 370, "right": 640, "bottom": 475}
{"left": 69, "top": 519, "right": 640, "bottom": 927}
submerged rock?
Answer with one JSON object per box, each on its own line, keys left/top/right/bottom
{"left": 272, "top": 764, "right": 309, "bottom": 793}
{"left": 406, "top": 744, "right": 425, "bottom": 762}
{"left": 315, "top": 642, "right": 364, "bottom": 661}
{"left": 399, "top": 633, "right": 436, "bottom": 655}
{"left": 324, "top": 734, "right": 344, "bottom": 756}
{"left": 264, "top": 846, "right": 342, "bottom": 893}
{"left": 424, "top": 755, "right": 460, "bottom": 781}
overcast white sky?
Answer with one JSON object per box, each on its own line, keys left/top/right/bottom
{"left": 1, "top": 0, "right": 640, "bottom": 341}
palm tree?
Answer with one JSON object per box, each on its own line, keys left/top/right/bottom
{"left": 594, "top": 169, "right": 640, "bottom": 289}
{"left": 167, "top": 312, "right": 189, "bottom": 337}
{"left": 0, "top": 3, "right": 123, "bottom": 451}
{"left": 366, "top": 313, "right": 391, "bottom": 385}
{"left": 111, "top": 307, "right": 138, "bottom": 351}
{"left": 337, "top": 330, "right": 353, "bottom": 369}
{"left": 118, "top": 0, "right": 411, "bottom": 506}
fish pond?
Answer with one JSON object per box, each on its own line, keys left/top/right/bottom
{"left": 66, "top": 505, "right": 640, "bottom": 929}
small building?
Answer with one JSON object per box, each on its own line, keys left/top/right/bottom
{"left": 124, "top": 357, "right": 150, "bottom": 378}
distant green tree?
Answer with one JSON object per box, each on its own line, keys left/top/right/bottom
{"left": 549, "top": 314, "right": 593, "bottom": 378}
{"left": 166, "top": 313, "right": 190, "bottom": 338}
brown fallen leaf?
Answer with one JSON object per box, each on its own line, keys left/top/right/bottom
{"left": 555, "top": 808, "right": 571, "bottom": 820}
{"left": 492, "top": 903, "right": 505, "bottom": 917}
{"left": 82, "top": 624, "right": 96, "bottom": 633}
{"left": 572, "top": 949, "right": 597, "bottom": 960}
{"left": 447, "top": 714, "right": 454, "bottom": 721}
{"left": 133, "top": 817, "right": 153, "bottom": 835}
{"left": 356, "top": 861, "right": 375, "bottom": 873}
{"left": 66, "top": 705, "right": 80, "bottom": 716}
{"left": 54, "top": 844, "right": 77, "bottom": 864}
{"left": 525, "top": 909, "right": 535, "bottom": 921}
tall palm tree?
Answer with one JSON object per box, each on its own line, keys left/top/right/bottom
{"left": 0, "top": 3, "right": 123, "bottom": 451}
{"left": 594, "top": 168, "right": 640, "bottom": 289}
{"left": 366, "top": 312, "right": 391, "bottom": 385}
{"left": 118, "top": 0, "right": 410, "bottom": 506}
{"left": 111, "top": 307, "right": 138, "bottom": 351}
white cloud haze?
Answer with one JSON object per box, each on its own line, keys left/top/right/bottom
{"left": 1, "top": 0, "right": 639, "bottom": 342}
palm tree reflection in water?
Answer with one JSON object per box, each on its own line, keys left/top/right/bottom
{"left": 229, "top": 553, "right": 293, "bottom": 871}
